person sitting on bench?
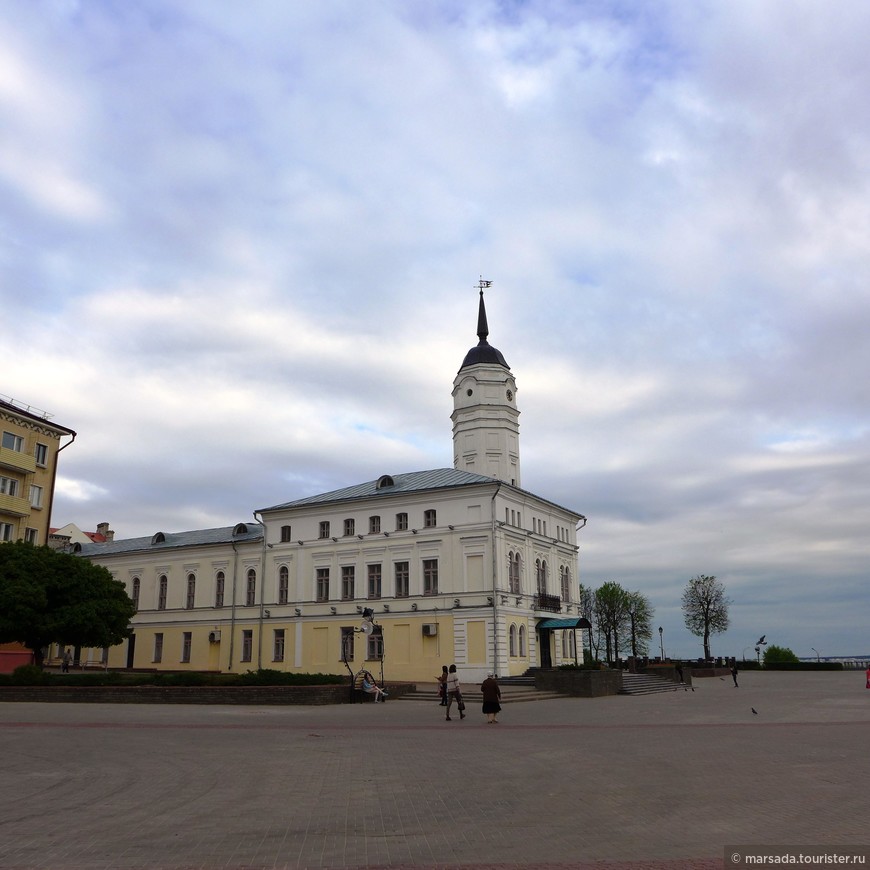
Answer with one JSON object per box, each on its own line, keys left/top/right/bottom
{"left": 361, "top": 671, "right": 388, "bottom": 702}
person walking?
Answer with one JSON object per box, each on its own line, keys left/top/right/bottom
{"left": 445, "top": 664, "right": 465, "bottom": 721}
{"left": 480, "top": 672, "right": 501, "bottom": 724}
{"left": 730, "top": 658, "right": 739, "bottom": 688}
{"left": 62, "top": 649, "right": 71, "bottom": 673}
{"left": 436, "top": 665, "right": 449, "bottom": 706}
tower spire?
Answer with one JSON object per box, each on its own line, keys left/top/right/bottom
{"left": 476, "top": 278, "right": 492, "bottom": 344}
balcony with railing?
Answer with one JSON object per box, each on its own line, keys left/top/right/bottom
{"left": 533, "top": 592, "right": 562, "bottom": 613}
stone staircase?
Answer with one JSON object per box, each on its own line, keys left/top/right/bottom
{"left": 399, "top": 677, "right": 564, "bottom": 705}
{"left": 618, "top": 673, "right": 683, "bottom": 695}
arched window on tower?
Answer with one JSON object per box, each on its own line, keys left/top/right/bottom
{"left": 519, "top": 624, "right": 527, "bottom": 657}
{"left": 246, "top": 568, "right": 256, "bottom": 606}
{"left": 509, "top": 624, "right": 518, "bottom": 657}
{"left": 278, "top": 566, "right": 289, "bottom": 605}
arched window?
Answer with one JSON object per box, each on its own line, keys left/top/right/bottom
{"left": 560, "top": 566, "right": 571, "bottom": 602}
{"left": 278, "top": 566, "right": 289, "bottom": 604}
{"left": 157, "top": 575, "right": 168, "bottom": 610}
{"left": 536, "top": 559, "right": 547, "bottom": 595}
{"left": 246, "top": 568, "right": 256, "bottom": 606}
{"left": 508, "top": 552, "right": 521, "bottom": 594}
{"left": 509, "top": 624, "right": 518, "bottom": 656}
{"left": 215, "top": 571, "right": 225, "bottom": 608}
{"left": 519, "top": 624, "right": 527, "bottom": 657}
{"left": 186, "top": 573, "right": 196, "bottom": 609}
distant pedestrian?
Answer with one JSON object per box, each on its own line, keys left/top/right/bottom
{"left": 480, "top": 673, "right": 501, "bottom": 724}
{"left": 445, "top": 664, "right": 465, "bottom": 721}
{"left": 731, "top": 659, "right": 739, "bottom": 688}
{"left": 865, "top": 667, "right": 869, "bottom": 690}
{"left": 62, "top": 649, "right": 71, "bottom": 673}
{"left": 437, "top": 665, "right": 448, "bottom": 706}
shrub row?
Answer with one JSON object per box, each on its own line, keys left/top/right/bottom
{"left": 0, "top": 665, "right": 348, "bottom": 687}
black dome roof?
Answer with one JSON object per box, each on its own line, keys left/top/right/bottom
{"left": 458, "top": 288, "right": 510, "bottom": 371}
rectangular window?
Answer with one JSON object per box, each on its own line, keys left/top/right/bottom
{"left": 2, "top": 432, "right": 23, "bottom": 452}
{"left": 0, "top": 476, "right": 18, "bottom": 496}
{"left": 367, "top": 564, "right": 382, "bottom": 599}
{"left": 341, "top": 627, "right": 354, "bottom": 662}
{"left": 423, "top": 559, "right": 438, "bottom": 595}
{"left": 343, "top": 518, "right": 355, "bottom": 536}
{"left": 273, "top": 629, "right": 285, "bottom": 662}
{"left": 241, "top": 630, "right": 253, "bottom": 662}
{"left": 424, "top": 509, "right": 437, "bottom": 528}
{"left": 319, "top": 521, "right": 330, "bottom": 539}
{"left": 157, "top": 576, "right": 168, "bottom": 610}
{"left": 395, "top": 512, "right": 408, "bottom": 531}
{"left": 316, "top": 567, "right": 330, "bottom": 601}
{"left": 341, "top": 566, "right": 355, "bottom": 600}
{"left": 1, "top": 522, "right": 15, "bottom": 542}
{"left": 24, "top": 527, "right": 38, "bottom": 544}
{"left": 153, "top": 633, "right": 164, "bottom": 663}
{"left": 369, "top": 515, "right": 380, "bottom": 534}
{"left": 394, "top": 561, "right": 409, "bottom": 598}
{"left": 280, "top": 524, "right": 292, "bottom": 543}
{"left": 29, "top": 485, "right": 43, "bottom": 508}
{"left": 35, "top": 442, "right": 48, "bottom": 466}
{"left": 181, "top": 632, "right": 192, "bottom": 663}
{"left": 367, "top": 628, "right": 384, "bottom": 661}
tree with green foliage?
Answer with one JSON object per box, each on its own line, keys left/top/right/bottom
{"left": 593, "top": 581, "right": 632, "bottom": 663}
{"left": 681, "top": 574, "right": 731, "bottom": 659}
{"left": 763, "top": 644, "right": 799, "bottom": 665}
{"left": 625, "top": 590, "right": 654, "bottom": 657}
{"left": 0, "top": 541, "right": 135, "bottom": 668}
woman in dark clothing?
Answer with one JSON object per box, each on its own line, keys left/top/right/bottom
{"left": 480, "top": 673, "right": 501, "bottom": 724}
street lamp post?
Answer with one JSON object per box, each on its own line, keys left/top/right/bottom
{"left": 811, "top": 647, "right": 820, "bottom": 662}
{"left": 658, "top": 626, "right": 664, "bottom": 661}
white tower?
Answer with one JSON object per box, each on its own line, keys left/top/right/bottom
{"left": 452, "top": 284, "right": 521, "bottom": 486}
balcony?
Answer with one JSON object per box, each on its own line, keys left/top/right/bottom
{"left": 0, "top": 446, "right": 36, "bottom": 474}
{"left": 533, "top": 592, "right": 562, "bottom": 613}
{"left": 0, "top": 492, "right": 32, "bottom": 517}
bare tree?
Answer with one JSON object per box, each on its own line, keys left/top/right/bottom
{"left": 681, "top": 574, "right": 730, "bottom": 659}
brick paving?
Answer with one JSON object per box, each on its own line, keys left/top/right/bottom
{"left": 0, "top": 671, "right": 867, "bottom": 870}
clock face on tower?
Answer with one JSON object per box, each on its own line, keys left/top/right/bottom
{"left": 506, "top": 389, "right": 513, "bottom": 401}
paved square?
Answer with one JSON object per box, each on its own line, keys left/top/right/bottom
{"left": 1, "top": 671, "right": 867, "bottom": 869}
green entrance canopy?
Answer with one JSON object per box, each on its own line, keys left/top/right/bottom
{"left": 536, "top": 617, "right": 591, "bottom": 630}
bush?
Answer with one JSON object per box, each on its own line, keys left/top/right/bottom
{"left": 764, "top": 644, "right": 799, "bottom": 665}
{"left": 10, "top": 664, "right": 49, "bottom": 685}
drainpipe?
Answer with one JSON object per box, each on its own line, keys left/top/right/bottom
{"left": 229, "top": 540, "right": 239, "bottom": 670}
{"left": 490, "top": 483, "right": 502, "bottom": 674}
{"left": 46, "top": 430, "right": 76, "bottom": 542}
{"left": 253, "top": 511, "right": 267, "bottom": 670}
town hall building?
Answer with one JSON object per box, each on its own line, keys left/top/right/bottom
{"left": 79, "top": 289, "right": 587, "bottom": 682}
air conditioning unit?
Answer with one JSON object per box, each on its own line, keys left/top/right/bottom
{"left": 422, "top": 623, "right": 438, "bottom": 637}
{"left": 208, "top": 631, "right": 221, "bottom": 643}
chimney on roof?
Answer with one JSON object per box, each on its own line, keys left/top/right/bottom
{"left": 96, "top": 522, "right": 114, "bottom": 542}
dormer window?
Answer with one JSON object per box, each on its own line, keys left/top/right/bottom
{"left": 376, "top": 474, "right": 395, "bottom": 489}
{"left": 232, "top": 523, "right": 248, "bottom": 536}
{"left": 151, "top": 532, "right": 166, "bottom": 545}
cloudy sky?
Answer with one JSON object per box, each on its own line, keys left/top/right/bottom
{"left": 3, "top": 1, "right": 868, "bottom": 660}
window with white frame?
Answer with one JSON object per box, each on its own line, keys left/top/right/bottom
{"left": 29, "top": 484, "right": 43, "bottom": 509}
{"left": 1, "top": 522, "right": 15, "bottom": 542}
{"left": 519, "top": 624, "right": 527, "bottom": 656}
{"left": 341, "top": 566, "right": 355, "bottom": 600}
{"left": 423, "top": 559, "right": 438, "bottom": 595}
{"left": 0, "top": 476, "right": 18, "bottom": 496}
{"left": 319, "top": 521, "right": 330, "bottom": 539}
{"left": 343, "top": 518, "right": 355, "bottom": 536}
{"left": 186, "top": 573, "right": 196, "bottom": 609}
{"left": 246, "top": 568, "right": 256, "bottom": 606}
{"left": 215, "top": 571, "right": 225, "bottom": 608}
{"left": 367, "top": 627, "right": 384, "bottom": 660}
{"left": 369, "top": 515, "right": 380, "bottom": 534}
{"left": 423, "top": 509, "right": 436, "bottom": 528}
{"left": 509, "top": 624, "right": 518, "bottom": 656}
{"left": 341, "top": 627, "right": 354, "bottom": 662}
{"left": 1, "top": 432, "right": 23, "bottom": 452}
{"left": 536, "top": 559, "right": 547, "bottom": 595}
{"left": 560, "top": 566, "right": 571, "bottom": 602}
{"left": 316, "top": 567, "right": 329, "bottom": 601}
{"left": 394, "top": 561, "right": 409, "bottom": 598}
{"left": 508, "top": 551, "right": 521, "bottom": 594}
{"left": 367, "top": 563, "right": 381, "bottom": 599}
{"left": 35, "top": 442, "right": 48, "bottom": 466}
{"left": 395, "top": 512, "right": 408, "bottom": 531}
{"left": 278, "top": 565, "right": 289, "bottom": 604}
{"left": 241, "top": 630, "right": 253, "bottom": 662}
{"left": 131, "top": 577, "right": 140, "bottom": 612}
{"left": 157, "top": 575, "right": 168, "bottom": 610}
{"left": 181, "top": 632, "right": 192, "bottom": 663}
{"left": 24, "top": 527, "right": 38, "bottom": 545}
{"left": 273, "top": 629, "right": 285, "bottom": 662}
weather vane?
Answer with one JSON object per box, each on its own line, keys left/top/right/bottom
{"left": 476, "top": 277, "right": 492, "bottom": 292}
